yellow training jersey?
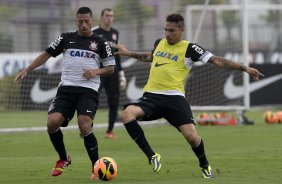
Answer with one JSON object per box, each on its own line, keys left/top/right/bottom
{"left": 144, "top": 39, "right": 213, "bottom": 96}
{"left": 144, "top": 39, "right": 190, "bottom": 95}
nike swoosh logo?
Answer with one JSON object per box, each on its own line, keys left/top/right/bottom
{"left": 69, "top": 41, "right": 75, "bottom": 43}
{"left": 155, "top": 62, "right": 169, "bottom": 67}
{"left": 224, "top": 73, "right": 282, "bottom": 99}
{"left": 126, "top": 76, "right": 143, "bottom": 100}
{"left": 30, "top": 79, "right": 57, "bottom": 103}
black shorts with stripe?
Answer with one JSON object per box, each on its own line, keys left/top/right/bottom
{"left": 48, "top": 86, "right": 99, "bottom": 127}
{"left": 124, "top": 92, "right": 195, "bottom": 128}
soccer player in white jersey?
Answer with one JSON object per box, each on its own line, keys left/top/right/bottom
{"left": 14, "top": 7, "right": 115, "bottom": 180}
{"left": 115, "top": 13, "right": 263, "bottom": 178}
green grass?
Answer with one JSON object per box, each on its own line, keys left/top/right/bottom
{"left": 0, "top": 109, "right": 110, "bottom": 128}
{"left": 0, "top": 109, "right": 282, "bottom": 183}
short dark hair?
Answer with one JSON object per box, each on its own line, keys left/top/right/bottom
{"left": 101, "top": 8, "right": 113, "bottom": 16}
{"left": 166, "top": 13, "right": 184, "bottom": 27}
{"left": 77, "top": 7, "right": 93, "bottom": 17}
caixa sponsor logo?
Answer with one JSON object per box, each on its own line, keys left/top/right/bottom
{"left": 0, "top": 53, "right": 50, "bottom": 79}
{"left": 70, "top": 50, "right": 96, "bottom": 58}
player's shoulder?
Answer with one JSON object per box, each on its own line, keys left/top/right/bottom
{"left": 58, "top": 31, "right": 78, "bottom": 41}
{"left": 110, "top": 27, "right": 119, "bottom": 34}
{"left": 153, "top": 38, "right": 162, "bottom": 47}
{"left": 61, "top": 31, "right": 77, "bottom": 37}
{"left": 92, "top": 26, "right": 100, "bottom": 32}
{"left": 91, "top": 33, "right": 109, "bottom": 46}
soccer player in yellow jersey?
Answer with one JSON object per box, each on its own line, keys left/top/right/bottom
{"left": 115, "top": 13, "right": 263, "bottom": 178}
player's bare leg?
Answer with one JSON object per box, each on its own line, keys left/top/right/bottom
{"left": 179, "top": 124, "right": 213, "bottom": 178}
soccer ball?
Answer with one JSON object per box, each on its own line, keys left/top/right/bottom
{"left": 93, "top": 157, "right": 118, "bottom": 181}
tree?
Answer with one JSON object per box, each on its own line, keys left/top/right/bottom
{"left": 262, "top": 0, "right": 282, "bottom": 61}
{"left": 0, "top": 5, "right": 18, "bottom": 52}
{"left": 220, "top": 10, "right": 239, "bottom": 45}
{"left": 179, "top": 0, "right": 240, "bottom": 52}
{"left": 113, "top": 0, "right": 154, "bottom": 50}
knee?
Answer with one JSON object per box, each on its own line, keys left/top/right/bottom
{"left": 120, "top": 110, "right": 133, "bottom": 123}
{"left": 78, "top": 115, "right": 93, "bottom": 136}
{"left": 187, "top": 134, "right": 201, "bottom": 147}
{"left": 47, "top": 114, "right": 64, "bottom": 131}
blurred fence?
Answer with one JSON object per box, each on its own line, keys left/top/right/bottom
{"left": 0, "top": 0, "right": 282, "bottom": 111}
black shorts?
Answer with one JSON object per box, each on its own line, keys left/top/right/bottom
{"left": 48, "top": 86, "right": 99, "bottom": 127}
{"left": 124, "top": 92, "right": 195, "bottom": 128}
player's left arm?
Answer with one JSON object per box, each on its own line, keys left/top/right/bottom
{"left": 208, "top": 56, "right": 264, "bottom": 80}
{"left": 114, "top": 44, "right": 152, "bottom": 62}
{"left": 83, "top": 65, "right": 114, "bottom": 80}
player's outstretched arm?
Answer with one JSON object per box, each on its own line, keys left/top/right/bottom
{"left": 208, "top": 55, "right": 264, "bottom": 81}
{"left": 14, "top": 51, "right": 51, "bottom": 82}
{"left": 114, "top": 44, "right": 152, "bottom": 62}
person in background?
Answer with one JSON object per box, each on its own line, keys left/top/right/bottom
{"left": 93, "top": 8, "right": 126, "bottom": 140}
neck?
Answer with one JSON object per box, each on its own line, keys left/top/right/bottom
{"left": 100, "top": 23, "right": 111, "bottom": 31}
{"left": 78, "top": 32, "right": 93, "bottom": 37}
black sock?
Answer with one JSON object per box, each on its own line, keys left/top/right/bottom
{"left": 48, "top": 129, "right": 67, "bottom": 161}
{"left": 107, "top": 102, "right": 118, "bottom": 133}
{"left": 191, "top": 139, "right": 209, "bottom": 168}
{"left": 83, "top": 132, "right": 99, "bottom": 167}
{"left": 124, "top": 120, "right": 155, "bottom": 160}
{"left": 107, "top": 109, "right": 116, "bottom": 132}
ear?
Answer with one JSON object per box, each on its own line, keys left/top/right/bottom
{"left": 91, "top": 18, "right": 95, "bottom": 26}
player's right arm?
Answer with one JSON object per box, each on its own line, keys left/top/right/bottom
{"left": 15, "top": 33, "right": 65, "bottom": 82}
{"left": 14, "top": 51, "right": 51, "bottom": 82}
{"left": 114, "top": 44, "right": 152, "bottom": 62}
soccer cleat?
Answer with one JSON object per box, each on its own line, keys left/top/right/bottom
{"left": 51, "top": 155, "right": 71, "bottom": 176}
{"left": 90, "top": 168, "right": 98, "bottom": 180}
{"left": 150, "top": 153, "right": 161, "bottom": 173}
{"left": 105, "top": 131, "right": 117, "bottom": 140}
{"left": 201, "top": 165, "right": 213, "bottom": 178}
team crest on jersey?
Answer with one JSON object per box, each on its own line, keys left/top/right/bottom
{"left": 112, "top": 33, "right": 117, "bottom": 41}
{"left": 89, "top": 41, "right": 98, "bottom": 51}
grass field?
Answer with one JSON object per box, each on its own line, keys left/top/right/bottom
{"left": 0, "top": 109, "right": 282, "bottom": 184}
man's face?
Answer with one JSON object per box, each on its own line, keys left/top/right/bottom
{"left": 101, "top": 10, "right": 114, "bottom": 27}
{"left": 76, "top": 13, "right": 94, "bottom": 36}
{"left": 164, "top": 22, "right": 183, "bottom": 45}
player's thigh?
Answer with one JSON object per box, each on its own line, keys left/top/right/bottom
{"left": 77, "top": 91, "right": 99, "bottom": 120}
{"left": 163, "top": 95, "right": 195, "bottom": 127}
{"left": 122, "top": 93, "right": 162, "bottom": 121}
{"left": 178, "top": 124, "right": 199, "bottom": 141}
{"left": 121, "top": 105, "right": 146, "bottom": 122}
{"left": 48, "top": 89, "right": 76, "bottom": 127}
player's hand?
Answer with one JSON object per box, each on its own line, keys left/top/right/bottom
{"left": 245, "top": 67, "right": 264, "bottom": 81}
{"left": 114, "top": 44, "right": 131, "bottom": 56}
{"left": 83, "top": 69, "right": 99, "bottom": 80}
{"left": 14, "top": 69, "right": 28, "bottom": 83}
{"left": 119, "top": 70, "right": 127, "bottom": 90}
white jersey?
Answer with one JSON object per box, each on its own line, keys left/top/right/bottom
{"left": 46, "top": 31, "right": 115, "bottom": 92}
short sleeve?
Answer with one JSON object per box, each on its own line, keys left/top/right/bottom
{"left": 186, "top": 43, "right": 213, "bottom": 63}
{"left": 46, "top": 33, "right": 65, "bottom": 57}
{"left": 100, "top": 40, "right": 115, "bottom": 67}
